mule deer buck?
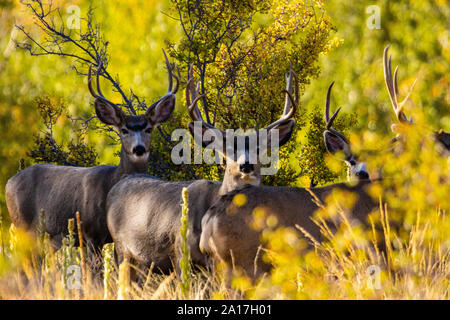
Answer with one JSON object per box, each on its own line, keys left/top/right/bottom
{"left": 383, "top": 45, "right": 449, "bottom": 154}
{"left": 322, "top": 82, "right": 369, "bottom": 182}
{"left": 199, "top": 47, "right": 450, "bottom": 279}
{"left": 199, "top": 82, "right": 378, "bottom": 278}
{"left": 5, "top": 52, "right": 179, "bottom": 251}
{"left": 106, "top": 67, "right": 298, "bottom": 275}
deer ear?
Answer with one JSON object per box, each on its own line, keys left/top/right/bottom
{"left": 267, "top": 119, "right": 295, "bottom": 148}
{"left": 323, "top": 131, "right": 349, "bottom": 154}
{"left": 94, "top": 98, "right": 124, "bottom": 126}
{"left": 435, "top": 129, "right": 450, "bottom": 151}
{"left": 147, "top": 94, "right": 175, "bottom": 125}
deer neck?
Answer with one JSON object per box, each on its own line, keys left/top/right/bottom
{"left": 115, "top": 146, "right": 149, "bottom": 180}
{"left": 219, "top": 172, "right": 237, "bottom": 196}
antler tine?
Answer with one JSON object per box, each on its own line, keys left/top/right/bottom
{"left": 185, "top": 66, "right": 198, "bottom": 121}
{"left": 265, "top": 68, "right": 298, "bottom": 131}
{"left": 384, "top": 45, "right": 415, "bottom": 124}
{"left": 393, "top": 65, "right": 399, "bottom": 98}
{"left": 163, "top": 49, "right": 180, "bottom": 95}
{"left": 88, "top": 64, "right": 98, "bottom": 98}
{"left": 324, "top": 81, "right": 348, "bottom": 143}
{"left": 383, "top": 45, "right": 399, "bottom": 115}
{"left": 283, "top": 89, "right": 297, "bottom": 119}
{"left": 185, "top": 67, "right": 192, "bottom": 111}
{"left": 325, "top": 81, "right": 334, "bottom": 126}
{"left": 325, "top": 82, "right": 343, "bottom": 131}
{"left": 327, "top": 107, "right": 342, "bottom": 129}
{"left": 392, "top": 64, "right": 407, "bottom": 121}
{"left": 148, "top": 50, "right": 180, "bottom": 110}
{"left": 283, "top": 68, "right": 294, "bottom": 115}
{"left": 172, "top": 64, "right": 180, "bottom": 95}
{"left": 88, "top": 63, "right": 116, "bottom": 107}
{"left": 189, "top": 81, "right": 206, "bottom": 122}
{"left": 162, "top": 49, "right": 173, "bottom": 93}
{"left": 96, "top": 61, "right": 106, "bottom": 99}
{"left": 290, "top": 69, "right": 299, "bottom": 116}
{"left": 185, "top": 66, "right": 211, "bottom": 127}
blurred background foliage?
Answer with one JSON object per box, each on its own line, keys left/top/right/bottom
{"left": 0, "top": 0, "right": 449, "bottom": 224}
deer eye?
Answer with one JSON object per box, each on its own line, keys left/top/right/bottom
{"left": 121, "top": 128, "right": 129, "bottom": 135}
{"left": 145, "top": 128, "right": 152, "bottom": 134}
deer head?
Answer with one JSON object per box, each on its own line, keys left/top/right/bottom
{"left": 186, "top": 66, "right": 297, "bottom": 191}
{"left": 88, "top": 50, "right": 179, "bottom": 164}
{"left": 323, "top": 82, "right": 369, "bottom": 181}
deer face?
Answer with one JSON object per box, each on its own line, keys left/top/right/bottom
{"left": 224, "top": 133, "right": 261, "bottom": 186}
{"left": 94, "top": 91, "right": 176, "bottom": 163}
{"left": 225, "top": 155, "right": 261, "bottom": 187}
{"left": 188, "top": 119, "right": 295, "bottom": 186}
{"left": 186, "top": 66, "right": 297, "bottom": 189}
{"left": 187, "top": 124, "right": 261, "bottom": 185}
{"left": 88, "top": 50, "right": 178, "bottom": 165}
{"left": 118, "top": 116, "right": 152, "bottom": 161}
{"left": 89, "top": 53, "right": 178, "bottom": 165}
{"left": 324, "top": 130, "right": 369, "bottom": 181}
{"left": 227, "top": 122, "right": 295, "bottom": 183}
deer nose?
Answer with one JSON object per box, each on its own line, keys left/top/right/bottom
{"left": 239, "top": 163, "right": 254, "bottom": 174}
{"left": 356, "top": 171, "right": 369, "bottom": 180}
{"left": 132, "top": 145, "right": 146, "bottom": 156}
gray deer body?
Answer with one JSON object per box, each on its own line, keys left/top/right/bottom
{"left": 106, "top": 67, "right": 299, "bottom": 273}
{"left": 5, "top": 53, "right": 178, "bottom": 251}
{"left": 6, "top": 149, "right": 150, "bottom": 249}
{"left": 107, "top": 178, "right": 219, "bottom": 271}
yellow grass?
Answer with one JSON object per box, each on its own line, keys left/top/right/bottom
{"left": 0, "top": 111, "right": 448, "bottom": 300}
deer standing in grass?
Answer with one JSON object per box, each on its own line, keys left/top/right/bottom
{"left": 198, "top": 82, "right": 376, "bottom": 278}
{"left": 106, "top": 67, "right": 298, "bottom": 275}
{"left": 199, "top": 46, "right": 450, "bottom": 279}
{"left": 5, "top": 52, "right": 179, "bottom": 252}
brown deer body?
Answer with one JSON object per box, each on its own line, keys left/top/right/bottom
{"left": 199, "top": 46, "right": 450, "bottom": 278}
{"left": 199, "top": 180, "right": 376, "bottom": 277}
{"left": 199, "top": 82, "right": 375, "bottom": 278}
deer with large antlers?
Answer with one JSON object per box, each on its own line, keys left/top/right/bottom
{"left": 5, "top": 51, "right": 179, "bottom": 252}
{"left": 106, "top": 67, "right": 298, "bottom": 275}
{"left": 383, "top": 45, "right": 449, "bottom": 154}
{"left": 198, "top": 82, "right": 377, "bottom": 279}
{"left": 199, "top": 46, "right": 450, "bottom": 279}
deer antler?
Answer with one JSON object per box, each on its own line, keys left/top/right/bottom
{"left": 88, "top": 62, "right": 116, "bottom": 106}
{"left": 148, "top": 49, "right": 180, "bottom": 110}
{"left": 383, "top": 45, "right": 416, "bottom": 124}
{"left": 264, "top": 67, "right": 298, "bottom": 131}
{"left": 185, "top": 65, "right": 216, "bottom": 129}
{"left": 324, "top": 82, "right": 348, "bottom": 143}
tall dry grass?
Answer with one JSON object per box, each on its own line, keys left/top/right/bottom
{"left": 0, "top": 108, "right": 448, "bottom": 300}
